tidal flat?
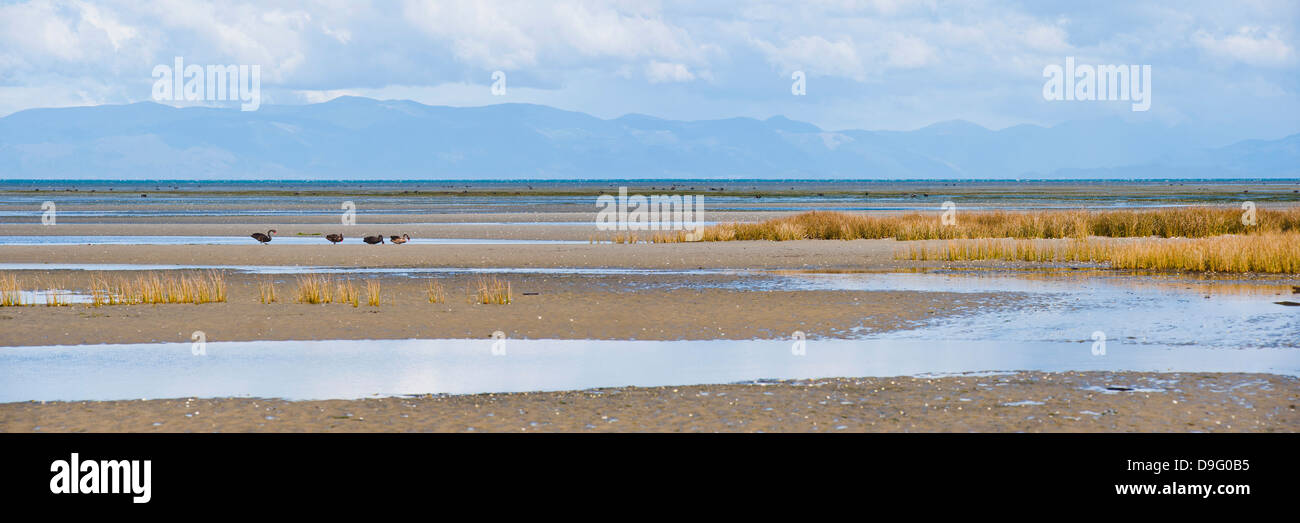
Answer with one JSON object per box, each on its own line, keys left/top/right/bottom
{"left": 1, "top": 180, "right": 1298, "bottom": 432}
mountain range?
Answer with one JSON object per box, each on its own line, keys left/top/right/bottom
{"left": 1, "top": 96, "right": 1296, "bottom": 179}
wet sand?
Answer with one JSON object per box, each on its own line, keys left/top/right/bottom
{"left": 4, "top": 372, "right": 1294, "bottom": 433}
{"left": 0, "top": 272, "right": 1017, "bottom": 346}
{"left": 0, "top": 236, "right": 1024, "bottom": 347}
{"left": 0, "top": 238, "right": 919, "bottom": 269}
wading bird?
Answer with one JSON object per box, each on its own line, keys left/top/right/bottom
{"left": 251, "top": 229, "right": 277, "bottom": 245}
{"left": 363, "top": 235, "right": 385, "bottom": 245}
{"left": 325, "top": 233, "right": 344, "bottom": 245}
{"left": 390, "top": 234, "right": 410, "bottom": 245}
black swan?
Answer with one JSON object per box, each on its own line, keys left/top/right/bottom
{"left": 251, "top": 229, "right": 277, "bottom": 244}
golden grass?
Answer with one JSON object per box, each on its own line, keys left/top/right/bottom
{"left": 293, "top": 274, "right": 334, "bottom": 304}
{"left": 0, "top": 273, "right": 23, "bottom": 307}
{"left": 698, "top": 208, "right": 1300, "bottom": 242}
{"left": 365, "top": 280, "right": 381, "bottom": 307}
{"left": 426, "top": 280, "right": 446, "bottom": 304}
{"left": 42, "top": 289, "right": 71, "bottom": 307}
{"left": 904, "top": 233, "right": 1300, "bottom": 273}
{"left": 291, "top": 275, "right": 377, "bottom": 306}
{"left": 337, "top": 279, "right": 360, "bottom": 307}
{"left": 601, "top": 229, "right": 703, "bottom": 244}
{"left": 258, "top": 279, "right": 278, "bottom": 304}
{"left": 85, "top": 270, "right": 227, "bottom": 306}
{"left": 611, "top": 232, "right": 642, "bottom": 244}
{"left": 471, "top": 276, "right": 512, "bottom": 305}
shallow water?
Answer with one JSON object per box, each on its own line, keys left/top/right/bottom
{"left": 781, "top": 271, "right": 1300, "bottom": 350}
{"left": 1, "top": 338, "right": 1294, "bottom": 402}
{"left": 8, "top": 289, "right": 93, "bottom": 305}
{"left": 1, "top": 268, "right": 1296, "bottom": 401}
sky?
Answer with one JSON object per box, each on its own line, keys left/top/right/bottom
{"left": 0, "top": 0, "right": 1297, "bottom": 142}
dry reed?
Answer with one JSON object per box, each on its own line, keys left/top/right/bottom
{"left": 0, "top": 273, "right": 23, "bottom": 307}
{"left": 365, "top": 280, "right": 381, "bottom": 307}
{"left": 471, "top": 276, "right": 512, "bottom": 305}
{"left": 258, "top": 279, "right": 278, "bottom": 304}
{"left": 294, "top": 274, "right": 334, "bottom": 304}
{"left": 426, "top": 280, "right": 446, "bottom": 304}
{"left": 695, "top": 208, "right": 1300, "bottom": 242}
{"left": 904, "top": 233, "right": 1300, "bottom": 274}
{"left": 85, "top": 270, "right": 227, "bottom": 306}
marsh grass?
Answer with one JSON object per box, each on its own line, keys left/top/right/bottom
{"left": 365, "top": 280, "right": 381, "bottom": 307}
{"left": 905, "top": 233, "right": 1300, "bottom": 273}
{"left": 81, "top": 270, "right": 227, "bottom": 306}
{"left": 611, "top": 233, "right": 642, "bottom": 244}
{"left": 258, "top": 279, "right": 278, "bottom": 304}
{"left": 42, "top": 289, "right": 71, "bottom": 307}
{"left": 603, "top": 229, "right": 704, "bottom": 244}
{"left": 698, "top": 208, "right": 1300, "bottom": 242}
{"left": 0, "top": 273, "right": 24, "bottom": 306}
{"left": 294, "top": 274, "right": 334, "bottom": 304}
{"left": 336, "top": 279, "right": 360, "bottom": 307}
{"left": 1, "top": 274, "right": 74, "bottom": 307}
{"left": 292, "top": 275, "right": 374, "bottom": 306}
{"left": 471, "top": 276, "right": 512, "bottom": 305}
{"left": 426, "top": 280, "right": 446, "bottom": 304}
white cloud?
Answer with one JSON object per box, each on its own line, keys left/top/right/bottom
{"left": 644, "top": 61, "right": 695, "bottom": 83}
{"left": 1193, "top": 27, "right": 1295, "bottom": 67}
{"left": 753, "top": 35, "right": 866, "bottom": 81}
{"left": 321, "top": 22, "right": 351, "bottom": 44}
{"left": 400, "top": 0, "right": 710, "bottom": 70}
{"left": 0, "top": 0, "right": 138, "bottom": 64}
{"left": 884, "top": 34, "right": 936, "bottom": 68}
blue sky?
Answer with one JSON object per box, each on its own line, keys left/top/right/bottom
{"left": 0, "top": 0, "right": 1296, "bottom": 142}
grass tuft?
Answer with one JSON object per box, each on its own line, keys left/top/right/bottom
{"left": 294, "top": 275, "right": 334, "bottom": 304}
{"left": 471, "top": 276, "right": 512, "bottom": 305}
{"left": 365, "top": 280, "right": 381, "bottom": 307}
{"left": 258, "top": 279, "right": 278, "bottom": 304}
{"left": 0, "top": 273, "right": 23, "bottom": 307}
{"left": 426, "top": 280, "right": 446, "bottom": 304}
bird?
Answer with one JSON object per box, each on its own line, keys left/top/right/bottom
{"left": 390, "top": 234, "right": 410, "bottom": 245}
{"left": 362, "top": 235, "right": 384, "bottom": 245}
{"left": 251, "top": 229, "right": 277, "bottom": 245}
{"left": 325, "top": 233, "right": 344, "bottom": 245}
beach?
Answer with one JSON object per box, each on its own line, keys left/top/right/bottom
{"left": 5, "top": 372, "right": 1294, "bottom": 433}
{"left": 2, "top": 181, "right": 1298, "bottom": 432}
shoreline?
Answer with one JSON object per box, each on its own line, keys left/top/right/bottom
{"left": 5, "top": 371, "right": 1295, "bottom": 432}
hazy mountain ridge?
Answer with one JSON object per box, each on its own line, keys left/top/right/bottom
{"left": 1, "top": 96, "right": 1295, "bottom": 179}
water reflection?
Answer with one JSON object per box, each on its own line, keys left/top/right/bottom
{"left": 2, "top": 338, "right": 1295, "bottom": 402}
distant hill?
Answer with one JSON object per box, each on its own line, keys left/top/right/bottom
{"left": 0, "top": 96, "right": 1295, "bottom": 179}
